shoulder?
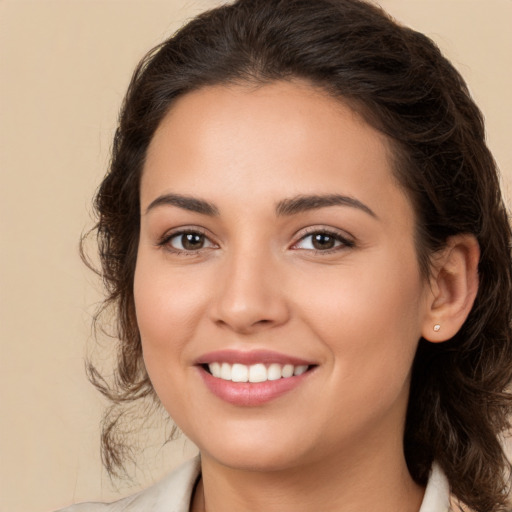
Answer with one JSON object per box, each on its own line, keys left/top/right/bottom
{"left": 54, "top": 457, "right": 201, "bottom": 512}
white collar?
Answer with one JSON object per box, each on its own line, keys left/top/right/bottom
{"left": 64, "top": 457, "right": 450, "bottom": 511}
{"left": 419, "top": 462, "right": 451, "bottom": 512}
{"left": 141, "top": 457, "right": 451, "bottom": 512}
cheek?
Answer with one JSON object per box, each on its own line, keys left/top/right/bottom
{"left": 133, "top": 264, "right": 199, "bottom": 421}
{"left": 134, "top": 254, "right": 207, "bottom": 345}
{"left": 133, "top": 252, "right": 207, "bottom": 398}
{"left": 298, "top": 248, "right": 425, "bottom": 391}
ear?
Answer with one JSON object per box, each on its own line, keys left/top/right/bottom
{"left": 422, "top": 234, "right": 480, "bottom": 343}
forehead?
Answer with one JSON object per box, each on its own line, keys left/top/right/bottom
{"left": 146, "top": 80, "right": 390, "bottom": 167}
{"left": 142, "top": 80, "right": 410, "bottom": 225}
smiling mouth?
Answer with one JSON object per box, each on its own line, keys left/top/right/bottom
{"left": 203, "top": 362, "right": 313, "bottom": 383}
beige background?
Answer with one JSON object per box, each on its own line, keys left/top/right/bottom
{"left": 1, "top": 1, "right": 511, "bottom": 511}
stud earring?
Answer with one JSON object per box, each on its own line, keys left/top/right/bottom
{"left": 433, "top": 324, "right": 441, "bottom": 332}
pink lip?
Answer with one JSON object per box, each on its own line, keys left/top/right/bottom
{"left": 195, "top": 350, "right": 316, "bottom": 407}
{"left": 198, "top": 367, "right": 313, "bottom": 406}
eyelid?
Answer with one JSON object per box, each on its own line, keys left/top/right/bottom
{"left": 291, "top": 226, "right": 355, "bottom": 252}
{"left": 157, "top": 226, "right": 218, "bottom": 254}
{"left": 155, "top": 225, "right": 354, "bottom": 255}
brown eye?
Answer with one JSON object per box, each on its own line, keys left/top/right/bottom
{"left": 181, "top": 232, "right": 205, "bottom": 250}
{"left": 311, "top": 233, "right": 336, "bottom": 250}
{"left": 293, "top": 230, "right": 354, "bottom": 252}
{"left": 166, "top": 231, "right": 215, "bottom": 252}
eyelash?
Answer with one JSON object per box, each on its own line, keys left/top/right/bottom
{"left": 157, "top": 228, "right": 216, "bottom": 256}
{"left": 292, "top": 228, "right": 355, "bottom": 254}
{"left": 157, "top": 227, "right": 355, "bottom": 255}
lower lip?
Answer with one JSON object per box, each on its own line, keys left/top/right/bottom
{"left": 198, "top": 366, "right": 313, "bottom": 406}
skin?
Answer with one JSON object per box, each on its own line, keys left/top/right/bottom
{"left": 134, "top": 80, "right": 479, "bottom": 511}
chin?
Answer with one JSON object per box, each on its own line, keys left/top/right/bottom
{"left": 187, "top": 421, "right": 325, "bottom": 473}
{"left": 201, "top": 443, "right": 307, "bottom": 473}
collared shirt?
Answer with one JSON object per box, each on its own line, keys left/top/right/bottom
{"left": 57, "top": 457, "right": 451, "bottom": 512}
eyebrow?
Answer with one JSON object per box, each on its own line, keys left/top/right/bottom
{"left": 276, "top": 194, "right": 377, "bottom": 218}
{"left": 144, "top": 192, "right": 376, "bottom": 219}
{"left": 145, "top": 193, "right": 219, "bottom": 216}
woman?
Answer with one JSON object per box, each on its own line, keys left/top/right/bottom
{"left": 59, "top": 0, "right": 512, "bottom": 510}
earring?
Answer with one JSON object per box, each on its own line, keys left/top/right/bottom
{"left": 433, "top": 324, "right": 441, "bottom": 332}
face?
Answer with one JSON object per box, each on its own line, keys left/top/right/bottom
{"left": 134, "top": 81, "right": 431, "bottom": 473}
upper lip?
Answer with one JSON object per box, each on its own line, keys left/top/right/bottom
{"left": 195, "top": 349, "right": 316, "bottom": 366}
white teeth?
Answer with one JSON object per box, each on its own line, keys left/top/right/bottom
{"left": 220, "top": 362, "right": 232, "bottom": 380}
{"left": 248, "top": 363, "right": 267, "bottom": 383}
{"left": 281, "top": 364, "right": 294, "bottom": 378}
{"left": 207, "top": 362, "right": 310, "bottom": 382}
{"left": 231, "top": 363, "right": 248, "bottom": 382}
{"left": 293, "top": 365, "right": 308, "bottom": 376}
{"left": 209, "top": 362, "right": 221, "bottom": 378}
{"left": 267, "top": 363, "right": 282, "bottom": 381}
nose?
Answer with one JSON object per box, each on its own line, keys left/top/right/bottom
{"left": 209, "top": 247, "right": 290, "bottom": 334}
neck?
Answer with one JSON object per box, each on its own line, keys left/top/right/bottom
{"left": 191, "top": 437, "right": 424, "bottom": 512}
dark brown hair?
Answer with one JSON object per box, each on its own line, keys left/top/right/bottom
{"left": 85, "top": 0, "right": 512, "bottom": 510}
